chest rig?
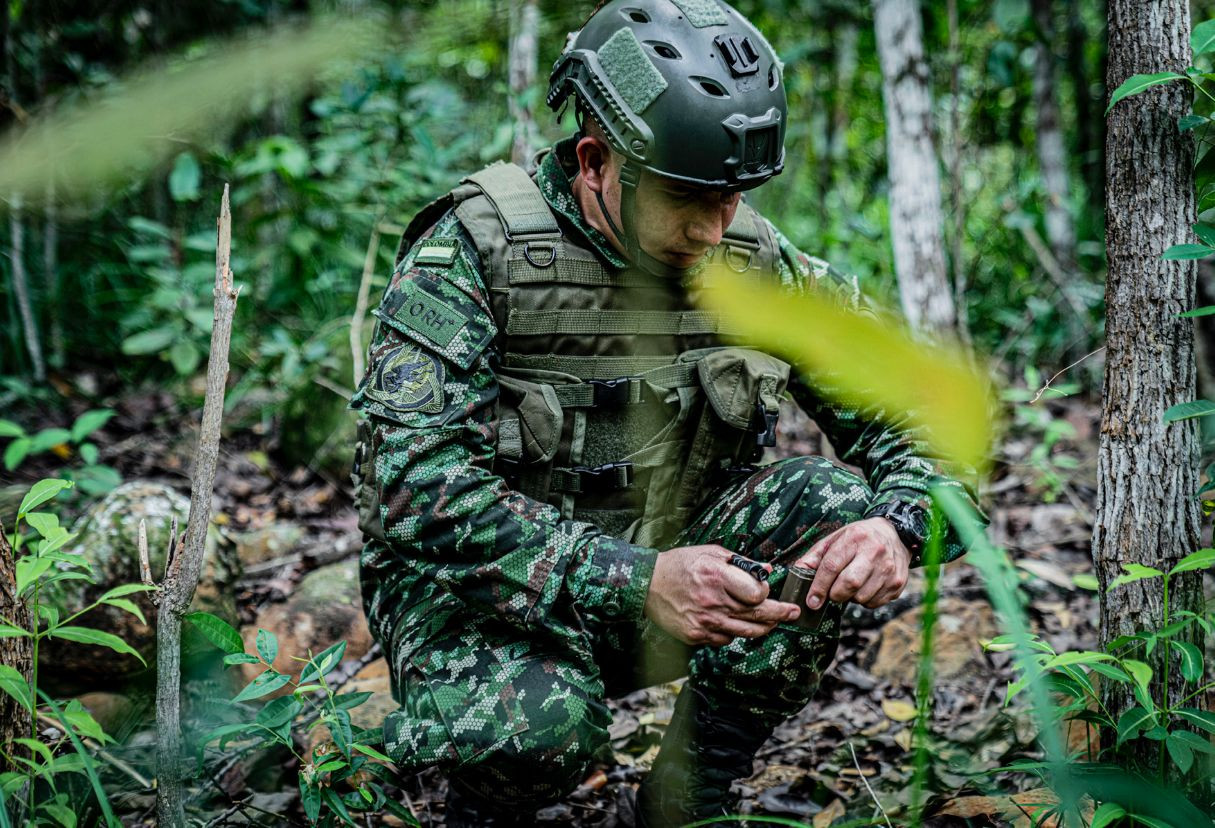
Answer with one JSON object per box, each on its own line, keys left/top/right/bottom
{"left": 382, "top": 161, "right": 791, "bottom": 549}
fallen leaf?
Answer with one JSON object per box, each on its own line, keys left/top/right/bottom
{"left": 1017, "top": 559, "right": 1075, "bottom": 590}
{"left": 882, "top": 699, "right": 917, "bottom": 722}
{"left": 812, "top": 797, "right": 846, "bottom": 827}
{"left": 894, "top": 729, "right": 913, "bottom": 751}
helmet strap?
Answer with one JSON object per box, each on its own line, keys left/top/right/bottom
{"left": 599, "top": 159, "right": 691, "bottom": 280}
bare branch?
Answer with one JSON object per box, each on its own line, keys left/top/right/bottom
{"left": 138, "top": 519, "right": 153, "bottom": 587}
{"left": 350, "top": 223, "right": 381, "bottom": 386}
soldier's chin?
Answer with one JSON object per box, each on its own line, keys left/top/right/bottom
{"left": 665, "top": 251, "right": 705, "bottom": 268}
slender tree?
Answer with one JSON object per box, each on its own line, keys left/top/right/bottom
{"left": 0, "top": 523, "right": 32, "bottom": 776}
{"left": 1032, "top": 0, "right": 1078, "bottom": 274}
{"left": 873, "top": 0, "right": 957, "bottom": 332}
{"left": 508, "top": 0, "right": 540, "bottom": 167}
{"left": 1098, "top": 0, "right": 1204, "bottom": 771}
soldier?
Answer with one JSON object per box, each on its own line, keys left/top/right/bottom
{"left": 350, "top": 1, "right": 980, "bottom": 825}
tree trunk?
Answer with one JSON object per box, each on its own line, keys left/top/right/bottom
{"left": 9, "top": 193, "right": 46, "bottom": 381}
{"left": 508, "top": 0, "right": 539, "bottom": 167}
{"left": 873, "top": 0, "right": 957, "bottom": 333}
{"left": 946, "top": 0, "right": 971, "bottom": 344}
{"left": 1098, "top": 0, "right": 1204, "bottom": 775}
{"left": 0, "top": 523, "right": 32, "bottom": 776}
{"left": 1032, "top": 0, "right": 1078, "bottom": 274}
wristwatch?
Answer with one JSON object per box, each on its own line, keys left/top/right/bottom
{"left": 865, "top": 500, "right": 930, "bottom": 562}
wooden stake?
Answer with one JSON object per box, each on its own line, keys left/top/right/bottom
{"left": 155, "top": 185, "right": 238, "bottom": 826}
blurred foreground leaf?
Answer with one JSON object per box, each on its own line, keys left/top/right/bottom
{"left": 0, "top": 15, "right": 377, "bottom": 200}
{"left": 698, "top": 269, "right": 994, "bottom": 469}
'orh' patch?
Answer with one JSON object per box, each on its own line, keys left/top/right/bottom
{"left": 388, "top": 281, "right": 470, "bottom": 348}
{"left": 366, "top": 343, "right": 444, "bottom": 414}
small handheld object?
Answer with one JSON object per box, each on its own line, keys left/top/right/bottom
{"left": 778, "top": 565, "right": 842, "bottom": 634}
{"left": 728, "top": 553, "right": 769, "bottom": 582}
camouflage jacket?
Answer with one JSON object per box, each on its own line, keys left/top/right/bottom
{"left": 351, "top": 137, "right": 981, "bottom": 660}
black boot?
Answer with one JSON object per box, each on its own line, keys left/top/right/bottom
{"left": 636, "top": 686, "right": 775, "bottom": 828}
{"left": 443, "top": 779, "right": 534, "bottom": 828}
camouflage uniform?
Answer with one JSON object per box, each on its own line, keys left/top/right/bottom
{"left": 351, "top": 137, "right": 978, "bottom": 807}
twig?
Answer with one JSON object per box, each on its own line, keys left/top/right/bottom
{"left": 138, "top": 520, "right": 153, "bottom": 587}
{"left": 848, "top": 741, "right": 893, "bottom": 828}
{"left": 1029, "top": 347, "right": 1105, "bottom": 403}
{"left": 156, "top": 184, "right": 239, "bottom": 827}
{"left": 349, "top": 223, "right": 381, "bottom": 386}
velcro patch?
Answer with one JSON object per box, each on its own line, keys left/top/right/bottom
{"left": 387, "top": 281, "right": 470, "bottom": 348}
{"left": 365, "top": 343, "right": 444, "bottom": 414}
{"left": 415, "top": 239, "right": 460, "bottom": 266}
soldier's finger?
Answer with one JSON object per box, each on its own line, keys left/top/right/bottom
{"left": 827, "top": 557, "right": 874, "bottom": 604}
{"left": 799, "top": 529, "right": 840, "bottom": 569}
{"left": 851, "top": 569, "right": 886, "bottom": 606}
{"left": 722, "top": 563, "right": 769, "bottom": 605}
{"left": 710, "top": 615, "right": 776, "bottom": 640}
{"left": 806, "top": 546, "right": 855, "bottom": 609}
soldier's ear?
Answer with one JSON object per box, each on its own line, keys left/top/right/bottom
{"left": 575, "top": 136, "right": 614, "bottom": 194}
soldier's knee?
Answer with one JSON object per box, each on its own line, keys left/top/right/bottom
{"left": 777, "top": 456, "right": 872, "bottom": 524}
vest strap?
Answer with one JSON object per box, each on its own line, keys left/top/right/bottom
{"left": 550, "top": 462, "right": 636, "bottom": 495}
{"left": 548, "top": 363, "right": 700, "bottom": 409}
{"left": 464, "top": 163, "right": 562, "bottom": 241}
{"left": 503, "top": 353, "right": 679, "bottom": 379}
{"left": 506, "top": 308, "right": 739, "bottom": 337}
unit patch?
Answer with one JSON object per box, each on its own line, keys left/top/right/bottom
{"left": 388, "top": 281, "right": 470, "bottom": 348}
{"left": 366, "top": 343, "right": 444, "bottom": 414}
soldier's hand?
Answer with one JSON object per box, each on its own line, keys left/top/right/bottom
{"left": 796, "top": 517, "right": 910, "bottom": 610}
{"left": 643, "top": 544, "right": 798, "bottom": 647}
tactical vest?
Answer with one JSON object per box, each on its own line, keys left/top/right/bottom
{"left": 357, "top": 161, "right": 791, "bottom": 550}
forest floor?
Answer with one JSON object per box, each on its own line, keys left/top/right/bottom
{"left": 5, "top": 384, "right": 1121, "bottom": 827}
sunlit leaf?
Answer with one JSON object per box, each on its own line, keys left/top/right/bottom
{"left": 1179, "top": 304, "right": 1215, "bottom": 317}
{"left": 1107, "top": 563, "right": 1164, "bottom": 591}
{"left": 1106, "top": 72, "right": 1188, "bottom": 115}
{"left": 696, "top": 270, "right": 993, "bottom": 469}
{"left": 1160, "top": 243, "right": 1215, "bottom": 260}
{"left": 0, "top": 665, "right": 32, "bottom": 712}
{"left": 256, "top": 628, "right": 279, "bottom": 665}
{"left": 234, "top": 670, "right": 291, "bottom": 703}
{"left": 49, "top": 626, "right": 146, "bottom": 665}
{"left": 184, "top": 611, "right": 243, "bottom": 655}
{"left": 1163, "top": 399, "right": 1215, "bottom": 423}
{"left": 70, "top": 410, "right": 115, "bottom": 444}
{"left": 18, "top": 479, "right": 73, "bottom": 518}
{"left": 0, "top": 17, "right": 378, "bottom": 200}
{"left": 1169, "top": 548, "right": 1215, "bottom": 575}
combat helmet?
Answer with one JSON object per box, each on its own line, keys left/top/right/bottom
{"left": 547, "top": 0, "right": 786, "bottom": 276}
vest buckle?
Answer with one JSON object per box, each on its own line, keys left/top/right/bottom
{"left": 589, "top": 377, "right": 641, "bottom": 407}
{"left": 754, "top": 402, "right": 779, "bottom": 447}
{"left": 565, "top": 461, "right": 635, "bottom": 493}
{"left": 524, "top": 241, "right": 557, "bottom": 268}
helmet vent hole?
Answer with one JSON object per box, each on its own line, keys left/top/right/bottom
{"left": 691, "top": 76, "right": 730, "bottom": 98}
{"left": 646, "top": 41, "right": 682, "bottom": 60}
{"left": 622, "top": 8, "right": 651, "bottom": 23}
{"left": 768, "top": 64, "right": 780, "bottom": 90}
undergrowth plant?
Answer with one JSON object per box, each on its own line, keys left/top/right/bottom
{"left": 0, "top": 411, "right": 122, "bottom": 498}
{"left": 186, "top": 611, "right": 418, "bottom": 827}
{"left": 1, "top": 478, "right": 154, "bottom": 827}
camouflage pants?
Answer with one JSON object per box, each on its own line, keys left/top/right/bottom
{"left": 385, "top": 456, "right": 873, "bottom": 807}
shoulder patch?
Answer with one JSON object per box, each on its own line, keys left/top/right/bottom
{"left": 415, "top": 239, "right": 460, "bottom": 266}
{"left": 375, "top": 269, "right": 496, "bottom": 371}
{"left": 384, "top": 279, "right": 471, "bottom": 348}
{"left": 364, "top": 343, "right": 444, "bottom": 414}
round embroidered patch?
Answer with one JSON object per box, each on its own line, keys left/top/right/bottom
{"left": 366, "top": 343, "right": 444, "bottom": 414}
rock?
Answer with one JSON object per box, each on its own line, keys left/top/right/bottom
{"left": 240, "top": 559, "right": 372, "bottom": 688}
{"left": 865, "top": 597, "right": 1000, "bottom": 685}
{"left": 39, "top": 482, "right": 240, "bottom": 693}
{"left": 228, "top": 523, "right": 305, "bottom": 568}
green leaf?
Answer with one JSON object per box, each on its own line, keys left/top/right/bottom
{"left": 1180, "top": 304, "right": 1215, "bottom": 317}
{"left": 1116, "top": 706, "right": 1156, "bottom": 746}
{"left": 50, "top": 626, "right": 146, "bottom": 665}
{"left": 0, "top": 665, "right": 32, "bottom": 712}
{"left": 1091, "top": 802, "right": 1127, "bottom": 828}
{"left": 79, "top": 443, "right": 99, "bottom": 466}
{"left": 1163, "top": 400, "right": 1215, "bottom": 423}
{"left": 1107, "top": 72, "right": 1188, "bottom": 114}
{"left": 18, "top": 479, "right": 73, "bottom": 518}
{"left": 256, "top": 695, "right": 301, "bottom": 728}
{"left": 13, "top": 737, "right": 55, "bottom": 769}
{"left": 256, "top": 628, "right": 278, "bottom": 664}
{"left": 16, "top": 557, "right": 54, "bottom": 594}
{"left": 1170, "top": 640, "right": 1203, "bottom": 682}
{"left": 233, "top": 670, "right": 291, "bottom": 703}
{"left": 0, "top": 625, "right": 31, "bottom": 639}
{"left": 3, "top": 438, "right": 31, "bottom": 471}
{"left": 185, "top": 611, "right": 244, "bottom": 655}
{"left": 0, "top": 420, "right": 24, "bottom": 438}
{"left": 102, "top": 597, "right": 146, "bottom": 625}
{"left": 1166, "top": 732, "right": 1194, "bottom": 773}
{"left": 97, "top": 583, "right": 157, "bottom": 601}
{"left": 1108, "top": 563, "right": 1165, "bottom": 591}
{"left": 27, "top": 428, "right": 71, "bottom": 454}
{"left": 168, "top": 339, "right": 200, "bottom": 376}
{"left": 300, "top": 778, "right": 322, "bottom": 823}
{"left": 300, "top": 639, "right": 346, "bottom": 684}
{"left": 353, "top": 743, "right": 392, "bottom": 763}
{"left": 168, "top": 151, "right": 201, "bottom": 202}
{"left": 1170, "top": 728, "right": 1215, "bottom": 754}
{"left": 1122, "top": 659, "right": 1153, "bottom": 697}
{"left": 321, "top": 787, "right": 355, "bottom": 825}
{"left": 1180, "top": 114, "right": 1210, "bottom": 132}
{"left": 1071, "top": 573, "right": 1099, "bottom": 590}
{"left": 1044, "top": 651, "right": 1112, "bottom": 669}
{"left": 1161, "top": 243, "right": 1215, "bottom": 260}
{"left": 121, "top": 326, "right": 177, "bottom": 355}
{"left": 40, "top": 801, "right": 76, "bottom": 828}
{"left": 70, "top": 410, "right": 115, "bottom": 444}
{"left": 1194, "top": 19, "right": 1215, "bottom": 55}
{"left": 23, "top": 511, "right": 60, "bottom": 538}
{"left": 1176, "top": 707, "right": 1215, "bottom": 734}
{"left": 1169, "top": 548, "right": 1215, "bottom": 575}
{"left": 333, "top": 691, "right": 374, "bottom": 711}
{"left": 202, "top": 722, "right": 257, "bottom": 750}
{"left": 223, "top": 652, "right": 261, "bottom": 666}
